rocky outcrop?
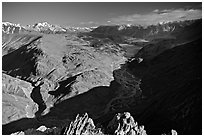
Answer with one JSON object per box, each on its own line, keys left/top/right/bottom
{"left": 107, "top": 112, "right": 146, "bottom": 135}
{"left": 63, "top": 113, "right": 103, "bottom": 135}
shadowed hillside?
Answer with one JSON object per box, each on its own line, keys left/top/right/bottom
{"left": 128, "top": 38, "right": 202, "bottom": 134}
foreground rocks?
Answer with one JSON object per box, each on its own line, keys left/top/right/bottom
{"left": 107, "top": 112, "right": 146, "bottom": 135}
{"left": 11, "top": 112, "right": 177, "bottom": 135}
{"left": 63, "top": 113, "right": 103, "bottom": 135}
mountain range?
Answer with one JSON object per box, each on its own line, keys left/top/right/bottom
{"left": 2, "top": 21, "right": 96, "bottom": 34}
{"left": 2, "top": 18, "right": 202, "bottom": 135}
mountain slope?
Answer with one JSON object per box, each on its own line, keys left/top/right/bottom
{"left": 2, "top": 32, "right": 128, "bottom": 125}
{"left": 128, "top": 38, "right": 202, "bottom": 134}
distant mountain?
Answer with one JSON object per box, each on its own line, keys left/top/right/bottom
{"left": 3, "top": 19, "right": 201, "bottom": 36}
{"left": 2, "top": 22, "right": 29, "bottom": 34}
{"left": 85, "top": 19, "right": 201, "bottom": 61}
{"left": 30, "top": 22, "right": 67, "bottom": 33}
{"left": 134, "top": 19, "right": 202, "bottom": 61}
{"left": 30, "top": 22, "right": 95, "bottom": 33}
{"left": 2, "top": 21, "right": 95, "bottom": 34}
{"left": 90, "top": 19, "right": 202, "bottom": 43}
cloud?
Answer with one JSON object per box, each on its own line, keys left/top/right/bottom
{"left": 109, "top": 8, "right": 202, "bottom": 26}
{"left": 80, "top": 21, "right": 96, "bottom": 25}
{"left": 79, "top": 21, "right": 99, "bottom": 27}
{"left": 153, "top": 9, "right": 159, "bottom": 13}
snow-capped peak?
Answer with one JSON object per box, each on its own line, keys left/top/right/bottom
{"left": 2, "top": 21, "right": 27, "bottom": 34}
{"left": 118, "top": 24, "right": 133, "bottom": 30}
{"left": 2, "top": 22, "right": 21, "bottom": 27}
{"left": 33, "top": 22, "right": 52, "bottom": 28}
{"left": 158, "top": 21, "right": 171, "bottom": 25}
{"left": 126, "top": 24, "right": 132, "bottom": 27}
{"left": 2, "top": 21, "right": 96, "bottom": 34}
{"left": 32, "top": 22, "right": 66, "bottom": 32}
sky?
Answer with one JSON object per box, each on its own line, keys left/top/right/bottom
{"left": 2, "top": 2, "right": 202, "bottom": 27}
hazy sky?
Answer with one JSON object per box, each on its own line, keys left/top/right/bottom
{"left": 2, "top": 2, "right": 202, "bottom": 27}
